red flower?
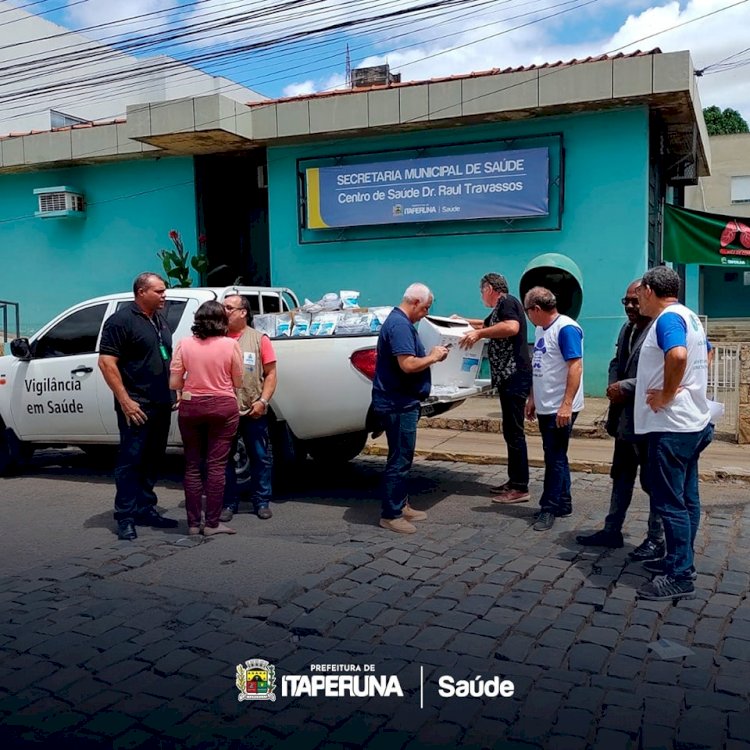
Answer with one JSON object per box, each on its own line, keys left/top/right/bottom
{"left": 169, "top": 229, "right": 179, "bottom": 240}
{"left": 198, "top": 234, "right": 207, "bottom": 244}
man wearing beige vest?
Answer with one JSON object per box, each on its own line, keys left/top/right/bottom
{"left": 220, "top": 295, "right": 278, "bottom": 521}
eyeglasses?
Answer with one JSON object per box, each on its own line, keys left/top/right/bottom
{"left": 621, "top": 297, "right": 639, "bottom": 305}
{"left": 524, "top": 305, "right": 536, "bottom": 312}
{"left": 223, "top": 305, "right": 241, "bottom": 312}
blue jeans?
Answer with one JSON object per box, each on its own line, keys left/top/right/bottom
{"left": 604, "top": 439, "right": 663, "bottom": 542}
{"left": 537, "top": 412, "right": 578, "bottom": 515}
{"left": 647, "top": 424, "right": 714, "bottom": 581}
{"left": 224, "top": 415, "right": 273, "bottom": 511}
{"left": 113, "top": 403, "right": 172, "bottom": 522}
{"left": 379, "top": 406, "right": 420, "bottom": 519}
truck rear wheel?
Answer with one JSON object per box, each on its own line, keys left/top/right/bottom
{"left": 305, "top": 430, "right": 368, "bottom": 465}
{"left": 231, "top": 421, "right": 308, "bottom": 490}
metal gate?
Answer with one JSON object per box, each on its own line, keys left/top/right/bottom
{"left": 707, "top": 343, "right": 740, "bottom": 439}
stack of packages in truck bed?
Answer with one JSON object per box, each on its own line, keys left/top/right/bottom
{"left": 252, "top": 290, "right": 392, "bottom": 338}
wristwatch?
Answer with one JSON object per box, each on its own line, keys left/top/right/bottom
{"left": 258, "top": 397, "right": 269, "bottom": 410}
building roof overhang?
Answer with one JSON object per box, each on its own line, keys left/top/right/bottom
{"left": 0, "top": 49, "right": 709, "bottom": 180}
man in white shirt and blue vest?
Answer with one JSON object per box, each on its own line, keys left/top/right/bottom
{"left": 524, "top": 286, "right": 584, "bottom": 532}
{"left": 633, "top": 266, "right": 713, "bottom": 601}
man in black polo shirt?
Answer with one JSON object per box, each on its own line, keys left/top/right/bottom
{"left": 458, "top": 273, "right": 532, "bottom": 504}
{"left": 99, "top": 272, "right": 178, "bottom": 541}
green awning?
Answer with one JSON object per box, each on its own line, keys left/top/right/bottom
{"left": 663, "top": 204, "right": 750, "bottom": 267}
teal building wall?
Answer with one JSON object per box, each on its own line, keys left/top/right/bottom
{"left": 701, "top": 265, "right": 750, "bottom": 318}
{"left": 267, "top": 107, "right": 652, "bottom": 395}
{"left": 0, "top": 157, "right": 197, "bottom": 334}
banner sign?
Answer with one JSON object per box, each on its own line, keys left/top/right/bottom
{"left": 664, "top": 204, "right": 750, "bottom": 267}
{"left": 305, "top": 147, "right": 549, "bottom": 229}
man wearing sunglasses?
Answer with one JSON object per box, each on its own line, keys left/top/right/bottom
{"left": 576, "top": 280, "right": 664, "bottom": 560}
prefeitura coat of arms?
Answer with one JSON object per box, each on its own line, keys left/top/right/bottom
{"left": 236, "top": 658, "right": 277, "bottom": 702}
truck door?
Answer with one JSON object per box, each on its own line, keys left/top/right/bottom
{"left": 99, "top": 297, "right": 193, "bottom": 440}
{"left": 10, "top": 301, "right": 111, "bottom": 439}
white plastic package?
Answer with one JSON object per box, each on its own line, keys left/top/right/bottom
{"left": 320, "top": 293, "right": 342, "bottom": 311}
{"left": 340, "top": 290, "right": 360, "bottom": 309}
{"left": 369, "top": 306, "right": 393, "bottom": 332}
{"left": 337, "top": 311, "right": 370, "bottom": 335}
{"left": 252, "top": 313, "right": 276, "bottom": 337}
{"left": 311, "top": 312, "right": 339, "bottom": 336}
{"left": 292, "top": 312, "right": 311, "bottom": 336}
{"left": 275, "top": 313, "right": 293, "bottom": 337}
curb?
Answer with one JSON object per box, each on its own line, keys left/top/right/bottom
{"left": 419, "top": 415, "right": 608, "bottom": 439}
{"left": 362, "top": 444, "right": 750, "bottom": 485}
{"left": 419, "top": 416, "right": 737, "bottom": 443}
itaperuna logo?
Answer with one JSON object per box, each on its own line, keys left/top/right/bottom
{"left": 235, "top": 660, "right": 515, "bottom": 706}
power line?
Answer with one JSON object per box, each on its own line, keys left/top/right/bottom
{"left": 0, "top": 0, "right": 746, "bottom": 230}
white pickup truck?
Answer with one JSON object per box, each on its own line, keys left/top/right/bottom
{"left": 0, "top": 286, "right": 487, "bottom": 475}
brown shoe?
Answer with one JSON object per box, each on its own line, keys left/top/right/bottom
{"left": 489, "top": 481, "right": 511, "bottom": 495}
{"left": 379, "top": 517, "right": 417, "bottom": 534}
{"left": 203, "top": 523, "right": 237, "bottom": 536}
{"left": 492, "top": 489, "right": 530, "bottom": 504}
{"left": 402, "top": 503, "right": 427, "bottom": 521}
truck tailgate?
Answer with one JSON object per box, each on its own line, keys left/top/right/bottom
{"left": 420, "top": 379, "right": 492, "bottom": 417}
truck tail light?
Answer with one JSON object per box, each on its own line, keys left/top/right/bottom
{"left": 351, "top": 348, "right": 377, "bottom": 381}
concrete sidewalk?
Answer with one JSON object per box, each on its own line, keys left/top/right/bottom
{"left": 364, "top": 396, "right": 750, "bottom": 484}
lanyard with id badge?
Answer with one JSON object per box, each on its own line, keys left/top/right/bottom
{"left": 150, "top": 316, "right": 169, "bottom": 362}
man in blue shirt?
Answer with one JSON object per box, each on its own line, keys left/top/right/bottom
{"left": 372, "top": 283, "right": 448, "bottom": 534}
{"left": 524, "top": 287, "right": 584, "bottom": 531}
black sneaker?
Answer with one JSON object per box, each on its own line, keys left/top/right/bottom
{"left": 135, "top": 508, "right": 179, "bottom": 528}
{"left": 555, "top": 506, "right": 573, "bottom": 518}
{"left": 576, "top": 529, "right": 624, "bottom": 548}
{"left": 533, "top": 511, "right": 555, "bottom": 531}
{"left": 637, "top": 575, "right": 695, "bottom": 601}
{"left": 117, "top": 519, "right": 137, "bottom": 541}
{"left": 642, "top": 558, "right": 698, "bottom": 581}
{"left": 629, "top": 539, "right": 665, "bottom": 562}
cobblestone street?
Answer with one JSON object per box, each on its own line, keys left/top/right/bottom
{"left": 1, "top": 457, "right": 749, "bottom": 749}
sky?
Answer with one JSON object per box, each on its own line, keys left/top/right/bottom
{"left": 22, "top": 0, "right": 750, "bottom": 118}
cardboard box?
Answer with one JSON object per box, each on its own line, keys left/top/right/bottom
{"left": 418, "top": 315, "right": 485, "bottom": 387}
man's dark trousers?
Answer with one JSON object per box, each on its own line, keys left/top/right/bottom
{"left": 538, "top": 412, "right": 578, "bottom": 516}
{"left": 498, "top": 380, "right": 530, "bottom": 492}
{"left": 647, "top": 424, "right": 713, "bottom": 580}
{"left": 113, "top": 404, "right": 172, "bottom": 521}
{"left": 604, "top": 439, "right": 663, "bottom": 542}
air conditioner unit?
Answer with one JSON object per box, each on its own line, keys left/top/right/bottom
{"left": 33, "top": 186, "right": 85, "bottom": 219}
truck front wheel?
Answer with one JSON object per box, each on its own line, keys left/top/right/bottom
{"left": 0, "top": 427, "right": 33, "bottom": 476}
{"left": 305, "top": 430, "right": 368, "bottom": 465}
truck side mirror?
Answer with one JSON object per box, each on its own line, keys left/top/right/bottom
{"left": 10, "top": 338, "right": 32, "bottom": 361}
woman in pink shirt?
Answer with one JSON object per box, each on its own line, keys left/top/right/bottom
{"left": 169, "top": 301, "right": 243, "bottom": 535}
